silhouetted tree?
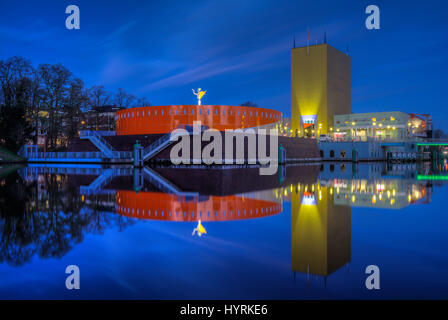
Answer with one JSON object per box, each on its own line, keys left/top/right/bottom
{"left": 240, "top": 101, "right": 258, "bottom": 107}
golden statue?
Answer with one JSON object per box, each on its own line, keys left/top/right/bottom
{"left": 192, "top": 88, "right": 206, "bottom": 105}
{"left": 192, "top": 220, "right": 207, "bottom": 237}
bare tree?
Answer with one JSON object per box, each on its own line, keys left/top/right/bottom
{"left": 114, "top": 88, "right": 137, "bottom": 108}
{"left": 38, "top": 63, "right": 72, "bottom": 149}
{"left": 89, "top": 85, "right": 110, "bottom": 107}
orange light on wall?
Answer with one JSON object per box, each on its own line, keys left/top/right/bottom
{"left": 115, "top": 190, "right": 282, "bottom": 222}
{"left": 115, "top": 105, "right": 282, "bottom": 135}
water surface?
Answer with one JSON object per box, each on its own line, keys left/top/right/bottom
{"left": 0, "top": 162, "right": 447, "bottom": 299}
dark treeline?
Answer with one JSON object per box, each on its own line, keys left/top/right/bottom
{"left": 0, "top": 171, "right": 134, "bottom": 266}
{"left": 0, "top": 56, "right": 149, "bottom": 152}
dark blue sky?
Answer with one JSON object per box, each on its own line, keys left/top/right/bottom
{"left": 1, "top": 1, "right": 446, "bottom": 128}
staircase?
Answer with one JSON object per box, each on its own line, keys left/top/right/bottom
{"left": 80, "top": 131, "right": 117, "bottom": 158}
{"left": 79, "top": 169, "right": 117, "bottom": 195}
{"left": 143, "top": 167, "right": 198, "bottom": 197}
{"left": 143, "top": 131, "right": 190, "bottom": 161}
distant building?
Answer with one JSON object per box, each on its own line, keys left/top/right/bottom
{"left": 291, "top": 43, "right": 351, "bottom": 138}
{"left": 334, "top": 111, "right": 432, "bottom": 141}
{"left": 83, "top": 105, "right": 122, "bottom": 132}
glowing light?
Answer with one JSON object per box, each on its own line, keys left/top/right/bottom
{"left": 372, "top": 195, "right": 376, "bottom": 204}
{"left": 390, "top": 198, "right": 395, "bottom": 205}
{"left": 408, "top": 194, "right": 412, "bottom": 202}
{"left": 192, "top": 220, "right": 207, "bottom": 236}
{"left": 192, "top": 88, "right": 206, "bottom": 105}
{"left": 351, "top": 195, "right": 356, "bottom": 203}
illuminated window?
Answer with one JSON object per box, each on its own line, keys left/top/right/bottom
{"left": 390, "top": 116, "right": 395, "bottom": 121}
{"left": 372, "top": 118, "right": 376, "bottom": 121}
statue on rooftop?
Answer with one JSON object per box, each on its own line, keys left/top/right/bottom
{"left": 192, "top": 88, "right": 206, "bottom": 105}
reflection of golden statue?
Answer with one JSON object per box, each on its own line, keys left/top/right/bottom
{"left": 192, "top": 220, "right": 207, "bottom": 236}
{"left": 192, "top": 88, "right": 206, "bottom": 105}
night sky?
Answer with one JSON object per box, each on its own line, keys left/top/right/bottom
{"left": 0, "top": 0, "right": 446, "bottom": 128}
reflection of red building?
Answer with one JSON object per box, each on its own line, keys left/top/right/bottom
{"left": 115, "top": 190, "right": 282, "bottom": 222}
{"left": 115, "top": 105, "right": 282, "bottom": 135}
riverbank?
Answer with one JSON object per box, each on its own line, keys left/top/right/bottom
{"left": 0, "top": 146, "right": 25, "bottom": 163}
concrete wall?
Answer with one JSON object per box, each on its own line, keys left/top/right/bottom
{"left": 318, "top": 140, "right": 384, "bottom": 161}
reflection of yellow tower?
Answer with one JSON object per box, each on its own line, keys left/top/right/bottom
{"left": 291, "top": 44, "right": 351, "bottom": 137}
{"left": 291, "top": 184, "right": 351, "bottom": 277}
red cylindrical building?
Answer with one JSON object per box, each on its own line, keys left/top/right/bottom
{"left": 115, "top": 105, "right": 282, "bottom": 135}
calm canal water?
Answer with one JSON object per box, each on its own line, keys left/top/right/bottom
{"left": 0, "top": 162, "right": 447, "bottom": 299}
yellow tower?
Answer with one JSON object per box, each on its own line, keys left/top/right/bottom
{"left": 291, "top": 44, "right": 351, "bottom": 137}
{"left": 291, "top": 183, "right": 351, "bottom": 278}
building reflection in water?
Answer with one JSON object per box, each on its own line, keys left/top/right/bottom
{"left": 0, "top": 162, "right": 444, "bottom": 269}
{"left": 289, "top": 162, "right": 437, "bottom": 286}
{"left": 291, "top": 182, "right": 351, "bottom": 285}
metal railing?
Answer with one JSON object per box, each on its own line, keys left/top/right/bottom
{"left": 142, "top": 130, "right": 192, "bottom": 160}
{"left": 80, "top": 130, "right": 116, "bottom": 154}
{"left": 143, "top": 133, "right": 171, "bottom": 157}
{"left": 26, "top": 150, "right": 132, "bottom": 160}
{"left": 27, "top": 151, "right": 103, "bottom": 159}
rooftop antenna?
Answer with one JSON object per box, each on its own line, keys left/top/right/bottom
{"left": 346, "top": 43, "right": 350, "bottom": 56}
{"left": 306, "top": 27, "right": 310, "bottom": 55}
{"left": 324, "top": 31, "right": 327, "bottom": 44}
{"left": 293, "top": 34, "right": 296, "bottom": 48}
